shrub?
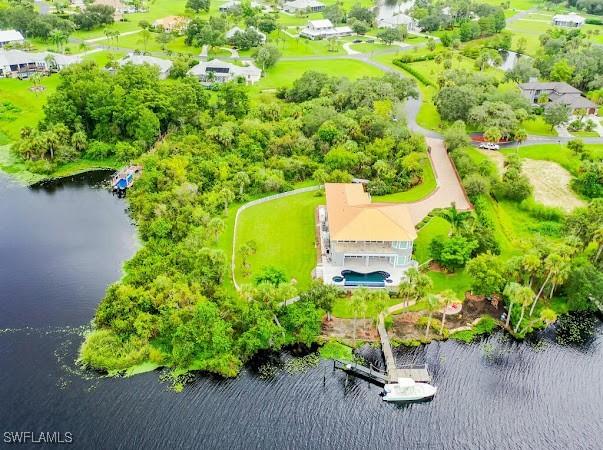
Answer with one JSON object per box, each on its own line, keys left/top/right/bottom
{"left": 85, "top": 140, "right": 114, "bottom": 159}
{"left": 79, "top": 329, "right": 149, "bottom": 372}
{"left": 25, "top": 159, "right": 55, "bottom": 174}
{"left": 392, "top": 61, "right": 435, "bottom": 86}
{"left": 518, "top": 198, "right": 564, "bottom": 221}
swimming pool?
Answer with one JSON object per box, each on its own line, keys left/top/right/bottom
{"left": 340, "top": 270, "right": 390, "bottom": 287}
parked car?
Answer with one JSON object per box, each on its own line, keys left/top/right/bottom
{"left": 479, "top": 142, "right": 500, "bottom": 150}
{"left": 367, "top": 39, "right": 375, "bottom": 43}
{"left": 353, "top": 39, "right": 362, "bottom": 43}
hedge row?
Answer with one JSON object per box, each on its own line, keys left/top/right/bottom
{"left": 393, "top": 53, "right": 439, "bottom": 63}
{"left": 392, "top": 60, "right": 435, "bottom": 87}
{"left": 585, "top": 18, "right": 603, "bottom": 26}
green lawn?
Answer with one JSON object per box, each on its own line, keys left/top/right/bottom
{"left": 521, "top": 116, "right": 557, "bottom": 136}
{"left": 331, "top": 295, "right": 402, "bottom": 319}
{"left": 374, "top": 156, "right": 437, "bottom": 203}
{"left": 428, "top": 270, "right": 472, "bottom": 298}
{"left": 71, "top": 0, "right": 190, "bottom": 40}
{"left": 252, "top": 59, "right": 383, "bottom": 92}
{"left": 501, "top": 143, "right": 603, "bottom": 174}
{"left": 0, "top": 75, "right": 60, "bottom": 141}
{"left": 234, "top": 190, "right": 324, "bottom": 288}
{"left": 413, "top": 216, "right": 451, "bottom": 264}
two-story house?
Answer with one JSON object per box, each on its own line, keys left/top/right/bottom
{"left": 317, "top": 183, "right": 418, "bottom": 287}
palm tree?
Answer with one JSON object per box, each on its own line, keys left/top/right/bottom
{"left": 233, "top": 171, "right": 250, "bottom": 197}
{"left": 49, "top": 29, "right": 67, "bottom": 53}
{"left": 520, "top": 253, "right": 541, "bottom": 288}
{"left": 351, "top": 288, "right": 368, "bottom": 345}
{"left": 207, "top": 217, "right": 225, "bottom": 242}
{"left": 513, "top": 285, "right": 534, "bottom": 333}
{"left": 503, "top": 282, "right": 521, "bottom": 328}
{"left": 218, "top": 187, "right": 235, "bottom": 213}
{"left": 530, "top": 253, "right": 569, "bottom": 316}
{"left": 424, "top": 294, "right": 441, "bottom": 338}
{"left": 592, "top": 227, "right": 603, "bottom": 263}
{"left": 139, "top": 29, "right": 152, "bottom": 53}
{"left": 441, "top": 202, "right": 472, "bottom": 234}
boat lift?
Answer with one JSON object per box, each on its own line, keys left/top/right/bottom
{"left": 111, "top": 166, "right": 141, "bottom": 197}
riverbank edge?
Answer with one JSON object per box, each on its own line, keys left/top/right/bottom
{"left": 0, "top": 144, "right": 119, "bottom": 186}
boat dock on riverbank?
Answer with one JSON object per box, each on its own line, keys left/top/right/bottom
{"left": 333, "top": 310, "right": 431, "bottom": 386}
{"left": 111, "top": 165, "right": 142, "bottom": 195}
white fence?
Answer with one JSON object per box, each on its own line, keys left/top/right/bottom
{"left": 230, "top": 185, "right": 322, "bottom": 291}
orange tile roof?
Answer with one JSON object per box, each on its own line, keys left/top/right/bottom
{"left": 325, "top": 183, "right": 417, "bottom": 242}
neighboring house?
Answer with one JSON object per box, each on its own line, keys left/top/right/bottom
{"left": 93, "top": 0, "right": 133, "bottom": 20}
{"left": 282, "top": 0, "right": 325, "bottom": 13}
{"left": 225, "top": 26, "right": 267, "bottom": 43}
{"left": 317, "top": 183, "right": 418, "bottom": 287}
{"left": 0, "top": 30, "right": 25, "bottom": 47}
{"left": 377, "top": 13, "right": 419, "bottom": 31}
{"left": 519, "top": 80, "right": 598, "bottom": 115}
{"left": 118, "top": 53, "right": 173, "bottom": 79}
{"left": 152, "top": 16, "right": 190, "bottom": 34}
{"left": 188, "top": 59, "right": 262, "bottom": 84}
{"left": 219, "top": 0, "right": 264, "bottom": 12}
{"left": 300, "top": 19, "right": 353, "bottom": 40}
{"left": 0, "top": 49, "right": 81, "bottom": 78}
{"left": 552, "top": 12, "right": 585, "bottom": 28}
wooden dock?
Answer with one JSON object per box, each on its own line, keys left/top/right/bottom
{"left": 377, "top": 312, "right": 431, "bottom": 383}
{"left": 333, "top": 360, "right": 388, "bottom": 385}
{"left": 333, "top": 311, "right": 431, "bottom": 386}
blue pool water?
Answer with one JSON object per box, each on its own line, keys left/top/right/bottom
{"left": 341, "top": 270, "right": 390, "bottom": 287}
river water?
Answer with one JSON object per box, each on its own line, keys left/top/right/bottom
{"left": 0, "top": 172, "right": 602, "bottom": 449}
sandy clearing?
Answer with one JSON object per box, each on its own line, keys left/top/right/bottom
{"left": 480, "top": 149, "right": 584, "bottom": 212}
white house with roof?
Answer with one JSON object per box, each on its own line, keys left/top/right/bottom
{"left": 188, "top": 59, "right": 262, "bottom": 84}
{"left": 219, "top": 0, "right": 264, "bottom": 12}
{"left": 282, "top": 0, "right": 325, "bottom": 13}
{"left": 118, "top": 53, "right": 173, "bottom": 79}
{"left": 377, "top": 13, "right": 419, "bottom": 31}
{"left": 300, "top": 19, "right": 353, "bottom": 40}
{"left": 316, "top": 183, "right": 418, "bottom": 287}
{"left": 0, "top": 49, "right": 81, "bottom": 77}
{"left": 552, "top": 12, "right": 585, "bottom": 28}
{"left": 0, "top": 30, "right": 25, "bottom": 47}
{"left": 519, "top": 80, "right": 598, "bottom": 115}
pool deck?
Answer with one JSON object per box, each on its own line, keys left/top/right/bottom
{"left": 319, "top": 262, "right": 417, "bottom": 287}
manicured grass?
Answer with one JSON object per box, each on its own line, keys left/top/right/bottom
{"left": 331, "top": 295, "right": 402, "bottom": 319}
{"left": 571, "top": 131, "right": 600, "bottom": 138}
{"left": 521, "top": 116, "right": 557, "bottom": 136}
{"left": 416, "top": 84, "right": 441, "bottom": 131}
{"left": 0, "top": 75, "right": 60, "bottom": 141}
{"left": 268, "top": 30, "right": 346, "bottom": 57}
{"left": 234, "top": 190, "right": 324, "bottom": 288}
{"left": 252, "top": 59, "right": 383, "bottom": 91}
{"left": 413, "top": 216, "right": 451, "bottom": 264}
{"left": 82, "top": 50, "right": 127, "bottom": 67}
{"left": 71, "top": 0, "right": 190, "bottom": 40}
{"left": 374, "top": 156, "right": 436, "bottom": 203}
{"left": 428, "top": 270, "right": 472, "bottom": 298}
{"left": 501, "top": 143, "right": 603, "bottom": 174}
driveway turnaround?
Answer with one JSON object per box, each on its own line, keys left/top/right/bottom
{"left": 406, "top": 137, "right": 472, "bottom": 224}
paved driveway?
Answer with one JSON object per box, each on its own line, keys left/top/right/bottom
{"left": 406, "top": 138, "right": 472, "bottom": 224}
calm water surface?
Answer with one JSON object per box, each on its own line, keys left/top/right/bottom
{"left": 0, "top": 173, "right": 601, "bottom": 449}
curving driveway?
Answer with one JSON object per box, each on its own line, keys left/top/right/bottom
{"left": 405, "top": 137, "right": 472, "bottom": 224}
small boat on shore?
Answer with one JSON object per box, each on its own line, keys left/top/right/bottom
{"left": 111, "top": 165, "right": 142, "bottom": 197}
{"left": 382, "top": 378, "right": 437, "bottom": 402}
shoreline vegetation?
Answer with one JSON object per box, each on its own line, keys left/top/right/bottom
{"left": 1, "top": 0, "right": 601, "bottom": 383}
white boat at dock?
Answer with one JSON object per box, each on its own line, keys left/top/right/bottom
{"left": 382, "top": 377, "right": 437, "bottom": 402}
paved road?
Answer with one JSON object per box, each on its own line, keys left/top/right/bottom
{"left": 406, "top": 137, "right": 472, "bottom": 223}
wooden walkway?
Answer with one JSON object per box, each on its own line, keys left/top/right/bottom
{"left": 377, "top": 312, "right": 431, "bottom": 383}
{"left": 333, "top": 307, "right": 431, "bottom": 385}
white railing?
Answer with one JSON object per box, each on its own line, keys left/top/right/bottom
{"left": 230, "top": 185, "right": 322, "bottom": 291}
